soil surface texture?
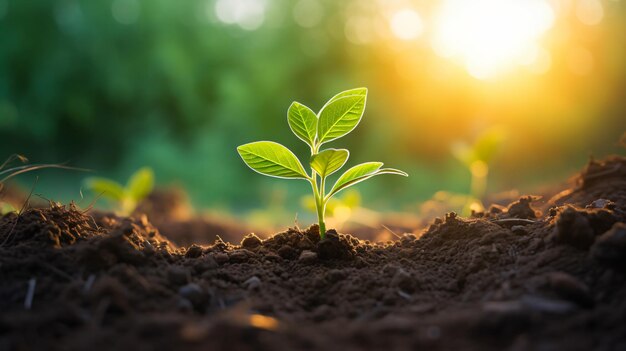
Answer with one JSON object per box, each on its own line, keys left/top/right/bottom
{"left": 1, "top": 155, "right": 626, "bottom": 351}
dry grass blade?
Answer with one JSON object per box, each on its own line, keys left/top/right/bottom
{"left": 0, "top": 163, "right": 89, "bottom": 183}
{"left": 381, "top": 224, "right": 401, "bottom": 239}
{"left": 0, "top": 154, "right": 28, "bottom": 170}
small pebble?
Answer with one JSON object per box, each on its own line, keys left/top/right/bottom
{"left": 506, "top": 196, "right": 541, "bottom": 219}
{"left": 243, "top": 276, "right": 261, "bottom": 290}
{"left": 400, "top": 233, "right": 417, "bottom": 244}
{"left": 185, "top": 245, "right": 203, "bottom": 258}
{"left": 587, "top": 199, "right": 613, "bottom": 209}
{"left": 241, "top": 234, "right": 262, "bottom": 249}
{"left": 229, "top": 249, "right": 251, "bottom": 263}
{"left": 391, "top": 268, "right": 415, "bottom": 292}
{"left": 298, "top": 250, "right": 317, "bottom": 264}
{"left": 277, "top": 245, "right": 297, "bottom": 259}
{"left": 297, "top": 237, "right": 315, "bottom": 250}
{"left": 264, "top": 252, "right": 282, "bottom": 262}
{"left": 178, "top": 283, "right": 205, "bottom": 307}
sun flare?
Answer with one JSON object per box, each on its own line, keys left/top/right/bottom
{"left": 432, "top": 0, "right": 555, "bottom": 79}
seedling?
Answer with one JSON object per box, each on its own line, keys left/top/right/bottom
{"left": 237, "top": 88, "right": 408, "bottom": 238}
{"left": 84, "top": 167, "right": 154, "bottom": 215}
{"left": 451, "top": 127, "right": 506, "bottom": 215}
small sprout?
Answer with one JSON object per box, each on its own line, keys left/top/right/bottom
{"left": 237, "top": 88, "right": 408, "bottom": 238}
{"left": 84, "top": 167, "right": 154, "bottom": 215}
{"left": 451, "top": 127, "right": 506, "bottom": 215}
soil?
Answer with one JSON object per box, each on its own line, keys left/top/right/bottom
{"left": 133, "top": 187, "right": 256, "bottom": 246}
{"left": 1, "top": 155, "right": 626, "bottom": 351}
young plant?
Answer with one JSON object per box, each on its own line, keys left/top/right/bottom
{"left": 451, "top": 127, "right": 506, "bottom": 215}
{"left": 84, "top": 167, "right": 154, "bottom": 216}
{"left": 237, "top": 88, "right": 408, "bottom": 238}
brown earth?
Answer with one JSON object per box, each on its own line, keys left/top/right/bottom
{"left": 132, "top": 187, "right": 257, "bottom": 246}
{"left": 1, "top": 155, "right": 625, "bottom": 351}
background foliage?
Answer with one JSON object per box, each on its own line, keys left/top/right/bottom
{"left": 1, "top": 0, "right": 625, "bottom": 225}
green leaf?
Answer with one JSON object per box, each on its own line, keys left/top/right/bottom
{"left": 310, "top": 148, "right": 349, "bottom": 178}
{"left": 237, "top": 141, "right": 309, "bottom": 179}
{"left": 328, "top": 162, "right": 407, "bottom": 198}
{"left": 126, "top": 167, "right": 154, "bottom": 202}
{"left": 329, "top": 162, "right": 381, "bottom": 194}
{"left": 327, "top": 87, "right": 368, "bottom": 104}
{"left": 287, "top": 102, "right": 318, "bottom": 147}
{"left": 84, "top": 178, "right": 125, "bottom": 201}
{"left": 317, "top": 90, "right": 367, "bottom": 145}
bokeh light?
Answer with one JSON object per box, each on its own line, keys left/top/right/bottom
{"left": 215, "top": 0, "right": 267, "bottom": 30}
{"left": 576, "top": 0, "right": 604, "bottom": 26}
{"left": 389, "top": 9, "right": 423, "bottom": 40}
{"left": 293, "top": 0, "right": 324, "bottom": 28}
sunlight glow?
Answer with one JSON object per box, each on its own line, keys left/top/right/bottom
{"left": 528, "top": 46, "right": 552, "bottom": 75}
{"left": 567, "top": 46, "right": 594, "bottom": 76}
{"left": 390, "top": 9, "right": 423, "bottom": 40}
{"left": 432, "top": 0, "right": 555, "bottom": 79}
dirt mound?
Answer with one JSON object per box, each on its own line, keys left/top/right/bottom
{"left": 550, "top": 155, "right": 626, "bottom": 209}
{"left": 0, "top": 203, "right": 100, "bottom": 248}
{"left": 1, "top": 156, "right": 626, "bottom": 351}
{"left": 133, "top": 187, "right": 256, "bottom": 246}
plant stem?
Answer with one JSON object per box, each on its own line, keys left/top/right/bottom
{"left": 318, "top": 175, "right": 327, "bottom": 239}
{"left": 316, "top": 197, "right": 326, "bottom": 239}
{"left": 310, "top": 143, "right": 327, "bottom": 239}
{"left": 470, "top": 161, "right": 488, "bottom": 200}
{"left": 462, "top": 160, "right": 488, "bottom": 216}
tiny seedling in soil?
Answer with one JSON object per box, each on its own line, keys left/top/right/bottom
{"left": 237, "top": 88, "right": 408, "bottom": 238}
{"left": 84, "top": 167, "right": 154, "bottom": 215}
{"left": 451, "top": 127, "right": 506, "bottom": 215}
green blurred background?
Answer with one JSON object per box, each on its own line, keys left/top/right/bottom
{"left": 1, "top": 0, "right": 625, "bottom": 226}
